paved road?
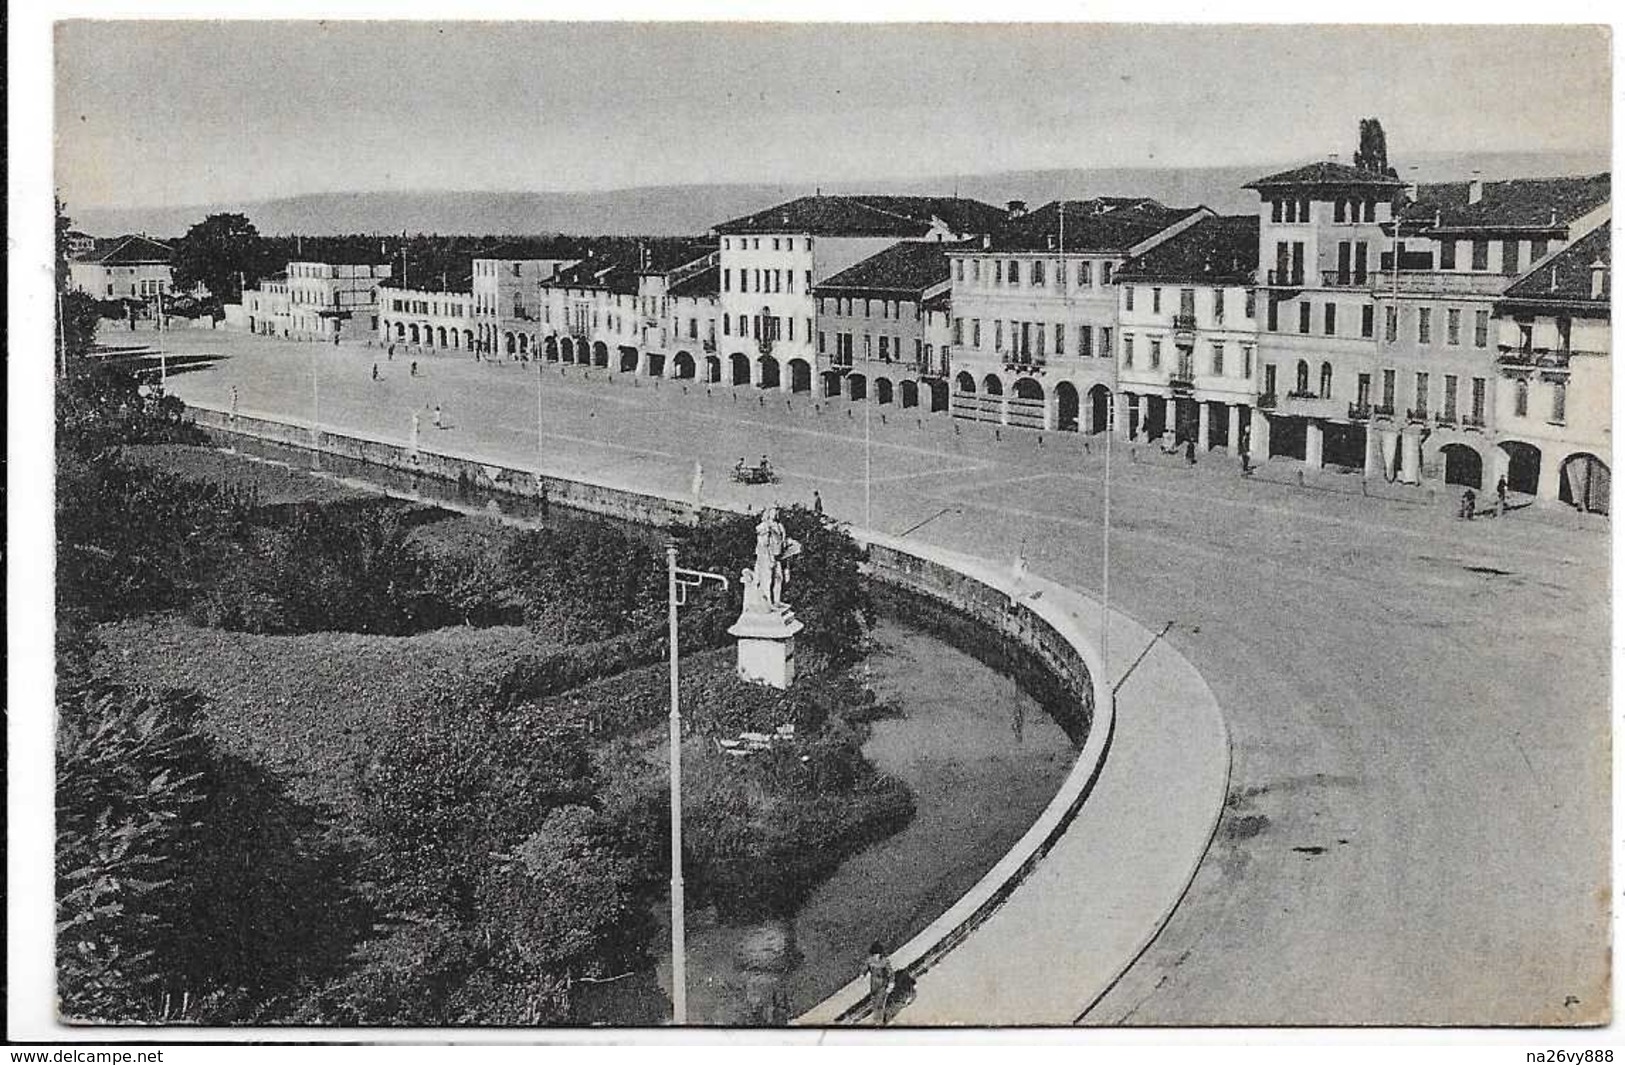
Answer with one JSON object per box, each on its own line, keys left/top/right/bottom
{"left": 142, "top": 326, "right": 1611, "bottom": 1025}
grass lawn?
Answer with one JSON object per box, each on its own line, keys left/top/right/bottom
{"left": 93, "top": 617, "right": 554, "bottom": 814}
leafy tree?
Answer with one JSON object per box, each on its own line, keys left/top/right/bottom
{"left": 172, "top": 213, "right": 264, "bottom": 305}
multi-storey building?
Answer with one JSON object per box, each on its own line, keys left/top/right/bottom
{"left": 240, "top": 273, "right": 291, "bottom": 335}
{"left": 1388, "top": 173, "right": 1611, "bottom": 490}
{"left": 282, "top": 260, "right": 393, "bottom": 340}
{"left": 811, "top": 240, "right": 962, "bottom": 410}
{"left": 713, "top": 195, "right": 1006, "bottom": 393}
{"left": 946, "top": 198, "right": 1210, "bottom": 432}
{"left": 539, "top": 240, "right": 720, "bottom": 380}
{"left": 379, "top": 287, "right": 477, "bottom": 351}
{"left": 471, "top": 251, "right": 578, "bottom": 357}
{"left": 69, "top": 234, "right": 175, "bottom": 302}
{"left": 1491, "top": 223, "right": 1611, "bottom": 511}
{"left": 1246, "top": 161, "right": 1407, "bottom": 474}
{"left": 1115, "top": 215, "right": 1261, "bottom": 455}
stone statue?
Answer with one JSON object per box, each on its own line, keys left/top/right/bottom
{"left": 751, "top": 505, "right": 800, "bottom": 611}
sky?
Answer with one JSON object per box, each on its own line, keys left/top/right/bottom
{"left": 53, "top": 21, "right": 1614, "bottom": 210}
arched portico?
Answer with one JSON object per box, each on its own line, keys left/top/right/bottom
{"left": 1498, "top": 440, "right": 1543, "bottom": 497}
{"left": 619, "top": 345, "right": 639, "bottom": 373}
{"left": 705, "top": 354, "right": 723, "bottom": 383}
{"left": 1055, "top": 382, "right": 1080, "bottom": 432}
{"left": 729, "top": 352, "right": 751, "bottom": 386}
{"left": 592, "top": 341, "right": 609, "bottom": 368}
{"left": 821, "top": 370, "right": 844, "bottom": 398}
{"left": 847, "top": 373, "right": 868, "bottom": 402}
{"left": 900, "top": 380, "right": 920, "bottom": 408}
{"left": 672, "top": 351, "right": 696, "bottom": 379}
{"left": 927, "top": 379, "right": 950, "bottom": 413}
{"left": 875, "top": 377, "right": 894, "bottom": 405}
{"left": 1560, "top": 453, "right": 1610, "bottom": 514}
{"left": 1439, "top": 442, "right": 1484, "bottom": 490}
{"left": 789, "top": 359, "right": 813, "bottom": 394}
{"left": 757, "top": 354, "right": 781, "bottom": 390}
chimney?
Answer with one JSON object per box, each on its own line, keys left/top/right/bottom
{"left": 1006, "top": 199, "right": 1027, "bottom": 220}
{"left": 1046, "top": 233, "right": 1056, "bottom": 251}
{"left": 1590, "top": 259, "right": 1607, "bottom": 300}
{"left": 1468, "top": 172, "right": 1483, "bottom": 205}
{"left": 982, "top": 234, "right": 992, "bottom": 250}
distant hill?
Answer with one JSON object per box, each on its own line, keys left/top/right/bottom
{"left": 69, "top": 150, "right": 1610, "bottom": 239}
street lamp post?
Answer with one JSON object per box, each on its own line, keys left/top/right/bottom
{"left": 664, "top": 545, "right": 728, "bottom": 1025}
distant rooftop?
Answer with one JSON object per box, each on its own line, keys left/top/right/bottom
{"left": 92, "top": 234, "right": 174, "bottom": 266}
{"left": 1243, "top": 160, "right": 1405, "bottom": 191}
{"left": 1500, "top": 224, "right": 1610, "bottom": 307}
{"left": 667, "top": 264, "right": 720, "bottom": 300}
{"left": 1115, "top": 215, "right": 1260, "bottom": 284}
{"left": 986, "top": 199, "right": 1208, "bottom": 254}
{"left": 714, "top": 194, "right": 1005, "bottom": 238}
{"left": 814, "top": 240, "right": 963, "bottom": 298}
{"left": 1404, "top": 172, "right": 1610, "bottom": 233}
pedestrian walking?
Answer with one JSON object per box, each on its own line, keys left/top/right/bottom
{"left": 1459, "top": 488, "right": 1477, "bottom": 521}
{"left": 812, "top": 489, "right": 823, "bottom": 516}
{"left": 433, "top": 404, "right": 443, "bottom": 429}
{"left": 863, "top": 942, "right": 894, "bottom": 1025}
{"left": 1185, "top": 437, "right": 1197, "bottom": 465}
{"left": 410, "top": 360, "right": 418, "bottom": 377}
{"left": 1239, "top": 449, "right": 1252, "bottom": 477}
{"left": 1496, "top": 475, "right": 1508, "bottom": 515}
{"left": 388, "top": 343, "right": 395, "bottom": 360}
{"left": 372, "top": 363, "right": 379, "bottom": 381}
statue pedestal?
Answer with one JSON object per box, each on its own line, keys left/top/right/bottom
{"left": 728, "top": 608, "right": 805, "bottom": 690}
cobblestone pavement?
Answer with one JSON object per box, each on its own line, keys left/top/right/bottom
{"left": 145, "top": 325, "right": 1610, "bottom": 1025}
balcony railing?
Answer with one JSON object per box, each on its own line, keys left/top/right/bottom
{"left": 1372, "top": 403, "right": 1396, "bottom": 419}
{"left": 1461, "top": 414, "right": 1487, "bottom": 431}
{"left": 1172, "top": 313, "right": 1198, "bottom": 333}
{"left": 1405, "top": 406, "right": 1430, "bottom": 424}
{"left": 1320, "top": 270, "right": 1373, "bottom": 288}
{"left": 1286, "top": 388, "right": 1319, "bottom": 401}
{"left": 1167, "top": 374, "right": 1195, "bottom": 392}
{"left": 1001, "top": 351, "right": 1047, "bottom": 371}
{"left": 702, "top": 338, "right": 717, "bottom": 353}
{"left": 1257, "top": 392, "right": 1278, "bottom": 410}
{"left": 1266, "top": 269, "right": 1305, "bottom": 287}
{"left": 1374, "top": 270, "right": 1515, "bottom": 296}
{"left": 1496, "top": 344, "right": 1572, "bottom": 369}
{"left": 1347, "top": 402, "right": 1372, "bottom": 421}
{"left": 1434, "top": 411, "right": 1458, "bottom": 428}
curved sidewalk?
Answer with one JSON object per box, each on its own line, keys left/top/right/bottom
{"left": 801, "top": 538, "right": 1230, "bottom": 1026}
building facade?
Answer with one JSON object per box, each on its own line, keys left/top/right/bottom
{"left": 713, "top": 195, "right": 1006, "bottom": 392}
{"left": 1115, "top": 215, "right": 1261, "bottom": 455}
{"left": 69, "top": 234, "right": 175, "bottom": 302}
{"left": 812, "top": 240, "right": 961, "bottom": 410}
{"left": 281, "top": 260, "right": 393, "bottom": 340}
{"left": 472, "top": 255, "right": 578, "bottom": 357}
{"left": 1491, "top": 222, "right": 1611, "bottom": 510}
{"left": 1246, "top": 161, "right": 1408, "bottom": 475}
{"left": 538, "top": 241, "right": 721, "bottom": 381}
{"left": 946, "top": 198, "right": 1210, "bottom": 432}
{"left": 379, "top": 287, "right": 477, "bottom": 351}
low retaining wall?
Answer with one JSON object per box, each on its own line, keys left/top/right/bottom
{"left": 796, "top": 532, "right": 1114, "bottom": 1025}
{"left": 184, "top": 402, "right": 1116, "bottom": 1026}
{"left": 191, "top": 406, "right": 700, "bottom": 529}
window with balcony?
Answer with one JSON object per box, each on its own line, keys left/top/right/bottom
{"left": 1123, "top": 333, "right": 1135, "bottom": 368}
{"left": 1474, "top": 310, "right": 1490, "bottom": 348}
{"left": 1320, "top": 362, "right": 1333, "bottom": 398}
{"left": 1336, "top": 241, "right": 1352, "bottom": 284}
{"left": 1417, "top": 307, "right": 1431, "bottom": 345}
{"left": 1080, "top": 325, "right": 1093, "bottom": 357}
{"left": 1324, "top": 303, "right": 1337, "bottom": 336}
{"left": 1357, "top": 373, "right": 1372, "bottom": 407}
{"left": 1443, "top": 375, "right": 1458, "bottom": 420}
{"left": 1009, "top": 261, "right": 1021, "bottom": 286}
{"left": 1471, "top": 377, "right": 1486, "bottom": 423}
{"left": 1211, "top": 342, "right": 1225, "bottom": 376}
{"left": 1514, "top": 378, "right": 1529, "bottom": 417}
{"left": 1415, "top": 372, "right": 1430, "bottom": 413}
{"left": 1150, "top": 338, "right": 1162, "bottom": 370}
{"left": 1295, "top": 360, "right": 1310, "bottom": 394}
{"left": 1055, "top": 323, "right": 1065, "bottom": 355}
{"left": 995, "top": 320, "right": 1004, "bottom": 350}
{"left": 1265, "top": 363, "right": 1278, "bottom": 398}
{"left": 1033, "top": 260, "right": 1046, "bottom": 286}
{"left": 1242, "top": 344, "right": 1254, "bottom": 379}
{"left": 1101, "top": 326, "right": 1112, "bottom": 355}
{"left": 1381, "top": 369, "right": 1396, "bottom": 409}
{"left": 1267, "top": 298, "right": 1279, "bottom": 332}
{"left": 1385, "top": 306, "right": 1398, "bottom": 343}
{"left": 1360, "top": 304, "right": 1374, "bottom": 339}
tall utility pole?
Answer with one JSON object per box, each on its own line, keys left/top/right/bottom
{"left": 663, "top": 547, "right": 727, "bottom": 1025}
{"left": 863, "top": 387, "right": 872, "bottom": 528}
